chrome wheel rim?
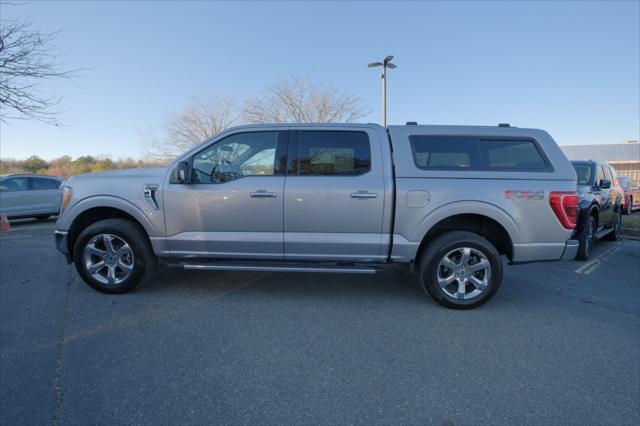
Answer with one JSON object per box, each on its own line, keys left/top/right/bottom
{"left": 437, "top": 247, "right": 491, "bottom": 300}
{"left": 83, "top": 234, "right": 134, "bottom": 285}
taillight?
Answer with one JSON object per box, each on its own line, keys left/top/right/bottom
{"left": 549, "top": 191, "right": 579, "bottom": 229}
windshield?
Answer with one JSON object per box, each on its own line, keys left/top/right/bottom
{"left": 618, "top": 177, "right": 630, "bottom": 188}
{"left": 572, "top": 163, "right": 592, "bottom": 185}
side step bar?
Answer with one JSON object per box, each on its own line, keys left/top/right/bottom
{"left": 164, "top": 260, "right": 381, "bottom": 274}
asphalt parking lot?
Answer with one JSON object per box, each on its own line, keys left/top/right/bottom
{"left": 1, "top": 219, "right": 639, "bottom": 425}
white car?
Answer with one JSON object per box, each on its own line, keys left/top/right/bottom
{"left": 0, "top": 174, "right": 63, "bottom": 220}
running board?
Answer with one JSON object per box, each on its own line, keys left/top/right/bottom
{"left": 596, "top": 227, "right": 613, "bottom": 239}
{"left": 164, "top": 261, "right": 381, "bottom": 274}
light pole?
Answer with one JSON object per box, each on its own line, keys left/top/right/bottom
{"left": 368, "top": 55, "right": 396, "bottom": 127}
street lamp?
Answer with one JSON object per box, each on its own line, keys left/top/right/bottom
{"left": 368, "top": 55, "right": 397, "bottom": 127}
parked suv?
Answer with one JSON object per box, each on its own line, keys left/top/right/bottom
{"left": 0, "top": 174, "right": 63, "bottom": 220}
{"left": 571, "top": 161, "right": 624, "bottom": 260}
{"left": 54, "top": 124, "right": 579, "bottom": 309}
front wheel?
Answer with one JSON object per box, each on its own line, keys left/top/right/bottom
{"left": 418, "top": 231, "right": 503, "bottom": 309}
{"left": 73, "top": 218, "right": 157, "bottom": 293}
{"left": 604, "top": 210, "right": 622, "bottom": 241}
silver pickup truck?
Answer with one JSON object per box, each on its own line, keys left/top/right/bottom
{"left": 54, "top": 123, "right": 579, "bottom": 308}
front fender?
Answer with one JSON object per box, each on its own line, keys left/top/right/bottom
{"left": 57, "top": 195, "right": 164, "bottom": 237}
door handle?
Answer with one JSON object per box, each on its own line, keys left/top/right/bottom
{"left": 250, "top": 191, "right": 277, "bottom": 198}
{"left": 350, "top": 191, "right": 377, "bottom": 199}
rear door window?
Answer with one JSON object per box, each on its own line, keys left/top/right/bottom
{"left": 409, "top": 136, "right": 548, "bottom": 171}
{"left": 603, "top": 166, "right": 613, "bottom": 181}
{"left": 573, "top": 164, "right": 592, "bottom": 185}
{"left": 296, "top": 131, "right": 371, "bottom": 176}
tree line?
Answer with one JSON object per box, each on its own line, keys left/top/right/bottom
{"left": 0, "top": 155, "right": 164, "bottom": 179}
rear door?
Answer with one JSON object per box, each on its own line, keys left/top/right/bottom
{"left": 28, "top": 177, "right": 62, "bottom": 214}
{"left": 283, "top": 128, "right": 388, "bottom": 262}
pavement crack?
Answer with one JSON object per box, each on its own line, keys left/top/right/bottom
{"left": 51, "top": 276, "right": 73, "bottom": 426}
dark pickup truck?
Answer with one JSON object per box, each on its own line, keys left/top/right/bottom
{"left": 571, "top": 160, "right": 624, "bottom": 259}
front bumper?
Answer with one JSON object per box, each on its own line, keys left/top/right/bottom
{"left": 54, "top": 230, "right": 72, "bottom": 264}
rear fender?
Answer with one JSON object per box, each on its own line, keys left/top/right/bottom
{"left": 412, "top": 201, "right": 523, "bottom": 245}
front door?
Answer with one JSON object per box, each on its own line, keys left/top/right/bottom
{"left": 163, "top": 130, "right": 286, "bottom": 259}
{"left": 283, "top": 129, "right": 387, "bottom": 262}
{"left": 0, "top": 176, "right": 30, "bottom": 216}
{"left": 595, "top": 164, "right": 614, "bottom": 229}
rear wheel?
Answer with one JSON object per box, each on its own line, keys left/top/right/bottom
{"left": 576, "top": 215, "right": 596, "bottom": 260}
{"left": 73, "top": 218, "right": 157, "bottom": 293}
{"left": 418, "top": 231, "right": 503, "bottom": 309}
{"left": 626, "top": 198, "right": 633, "bottom": 215}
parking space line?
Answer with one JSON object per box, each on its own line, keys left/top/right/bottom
{"left": 574, "top": 241, "right": 623, "bottom": 275}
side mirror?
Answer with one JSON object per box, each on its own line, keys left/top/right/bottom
{"left": 598, "top": 179, "right": 611, "bottom": 189}
{"left": 174, "top": 161, "right": 191, "bottom": 184}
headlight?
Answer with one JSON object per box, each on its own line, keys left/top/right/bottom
{"left": 60, "top": 186, "right": 72, "bottom": 213}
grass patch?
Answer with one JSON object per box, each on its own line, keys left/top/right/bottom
{"left": 622, "top": 213, "right": 640, "bottom": 238}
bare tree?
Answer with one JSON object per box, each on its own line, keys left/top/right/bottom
{"left": 0, "top": 14, "right": 78, "bottom": 125}
{"left": 242, "top": 76, "right": 368, "bottom": 124}
{"left": 142, "top": 94, "right": 237, "bottom": 161}
{"left": 141, "top": 77, "right": 368, "bottom": 161}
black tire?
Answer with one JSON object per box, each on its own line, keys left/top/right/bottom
{"left": 73, "top": 218, "right": 157, "bottom": 293}
{"left": 417, "top": 231, "right": 503, "bottom": 309}
{"left": 625, "top": 198, "right": 633, "bottom": 215}
{"left": 604, "top": 210, "right": 622, "bottom": 241}
{"left": 575, "top": 214, "right": 596, "bottom": 260}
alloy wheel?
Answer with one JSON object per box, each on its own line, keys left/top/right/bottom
{"left": 437, "top": 247, "right": 491, "bottom": 300}
{"left": 83, "top": 234, "right": 135, "bottom": 285}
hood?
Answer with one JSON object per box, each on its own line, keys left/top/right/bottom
{"left": 65, "top": 167, "right": 167, "bottom": 184}
{"left": 576, "top": 184, "right": 593, "bottom": 194}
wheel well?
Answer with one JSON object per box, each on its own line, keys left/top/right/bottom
{"left": 416, "top": 214, "right": 514, "bottom": 263}
{"left": 67, "top": 207, "right": 150, "bottom": 261}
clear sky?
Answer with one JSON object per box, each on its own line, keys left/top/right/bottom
{"left": 1, "top": 0, "right": 638, "bottom": 160}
